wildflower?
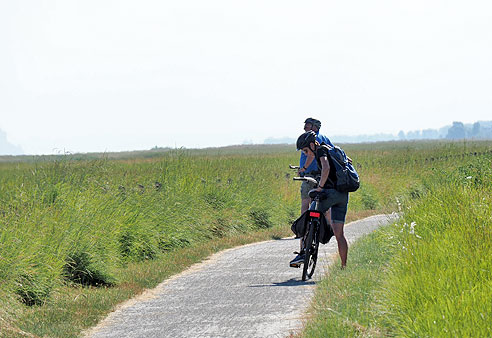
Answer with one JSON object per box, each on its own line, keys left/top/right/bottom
{"left": 409, "top": 221, "right": 416, "bottom": 234}
{"left": 396, "top": 197, "right": 402, "bottom": 212}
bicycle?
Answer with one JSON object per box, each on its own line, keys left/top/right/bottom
{"left": 291, "top": 174, "right": 325, "bottom": 281}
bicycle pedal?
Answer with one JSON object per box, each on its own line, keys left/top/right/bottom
{"left": 290, "top": 262, "right": 302, "bottom": 268}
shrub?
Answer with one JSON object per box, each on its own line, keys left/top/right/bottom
{"left": 249, "top": 208, "right": 273, "bottom": 229}
{"left": 407, "top": 182, "right": 427, "bottom": 200}
{"left": 360, "top": 184, "right": 379, "bottom": 210}
{"left": 119, "top": 225, "right": 160, "bottom": 261}
{"left": 210, "top": 217, "right": 229, "bottom": 237}
{"left": 63, "top": 251, "right": 115, "bottom": 286}
{"left": 157, "top": 235, "right": 190, "bottom": 251}
{"left": 15, "top": 272, "right": 53, "bottom": 306}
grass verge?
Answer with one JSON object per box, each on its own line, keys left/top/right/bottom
{"left": 2, "top": 225, "right": 293, "bottom": 338}
{"left": 302, "top": 154, "right": 492, "bottom": 337}
{"left": 301, "top": 226, "right": 395, "bottom": 338}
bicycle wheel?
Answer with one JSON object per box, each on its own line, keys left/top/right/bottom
{"left": 302, "top": 221, "right": 317, "bottom": 281}
{"left": 306, "top": 229, "right": 319, "bottom": 279}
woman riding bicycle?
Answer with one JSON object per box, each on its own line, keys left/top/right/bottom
{"left": 290, "top": 131, "right": 350, "bottom": 269}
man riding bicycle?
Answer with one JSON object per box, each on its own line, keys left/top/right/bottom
{"left": 290, "top": 131, "right": 349, "bottom": 269}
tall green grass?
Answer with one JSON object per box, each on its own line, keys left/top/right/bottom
{"left": 380, "top": 156, "right": 492, "bottom": 336}
{"left": 302, "top": 228, "right": 395, "bottom": 337}
{"left": 0, "top": 149, "right": 299, "bottom": 325}
{"left": 1, "top": 141, "right": 491, "bottom": 336}
{"left": 303, "top": 143, "right": 492, "bottom": 337}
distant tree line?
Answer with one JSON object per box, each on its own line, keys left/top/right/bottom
{"left": 264, "top": 120, "right": 492, "bottom": 145}
{"left": 398, "top": 121, "right": 492, "bottom": 141}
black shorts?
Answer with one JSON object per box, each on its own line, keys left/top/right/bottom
{"left": 318, "top": 189, "right": 349, "bottom": 223}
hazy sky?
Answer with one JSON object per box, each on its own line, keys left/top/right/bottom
{"left": 1, "top": 1, "right": 491, "bottom": 154}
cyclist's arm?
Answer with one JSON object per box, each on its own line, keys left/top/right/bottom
{"left": 303, "top": 152, "right": 315, "bottom": 172}
{"left": 299, "top": 152, "right": 307, "bottom": 174}
{"left": 317, "top": 156, "right": 330, "bottom": 190}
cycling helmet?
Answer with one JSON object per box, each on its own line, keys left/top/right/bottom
{"left": 296, "top": 131, "right": 316, "bottom": 150}
{"left": 304, "top": 118, "right": 314, "bottom": 124}
{"left": 311, "top": 119, "right": 321, "bottom": 129}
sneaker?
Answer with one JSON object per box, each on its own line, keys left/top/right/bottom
{"left": 289, "top": 251, "right": 305, "bottom": 267}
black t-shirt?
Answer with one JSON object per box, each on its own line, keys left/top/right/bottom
{"left": 315, "top": 144, "right": 337, "bottom": 189}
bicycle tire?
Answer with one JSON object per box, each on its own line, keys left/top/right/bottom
{"left": 302, "top": 221, "right": 314, "bottom": 281}
{"left": 307, "top": 228, "right": 319, "bottom": 279}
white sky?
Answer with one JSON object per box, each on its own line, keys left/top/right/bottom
{"left": 1, "top": 0, "right": 491, "bottom": 154}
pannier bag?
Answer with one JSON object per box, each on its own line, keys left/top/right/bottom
{"left": 291, "top": 210, "right": 333, "bottom": 244}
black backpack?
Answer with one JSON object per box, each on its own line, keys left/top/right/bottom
{"left": 321, "top": 144, "right": 360, "bottom": 193}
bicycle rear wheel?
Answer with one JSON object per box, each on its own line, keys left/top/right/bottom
{"left": 302, "top": 221, "right": 319, "bottom": 281}
{"left": 306, "top": 230, "right": 319, "bottom": 279}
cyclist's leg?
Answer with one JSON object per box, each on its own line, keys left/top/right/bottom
{"left": 301, "top": 198, "right": 310, "bottom": 214}
{"left": 320, "top": 204, "right": 345, "bottom": 267}
{"left": 325, "top": 208, "right": 332, "bottom": 226}
{"left": 300, "top": 180, "right": 314, "bottom": 214}
{"left": 319, "top": 190, "right": 349, "bottom": 268}
{"left": 331, "top": 222, "right": 347, "bottom": 268}
{"left": 330, "top": 193, "right": 349, "bottom": 268}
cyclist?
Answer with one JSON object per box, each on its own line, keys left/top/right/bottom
{"left": 298, "top": 118, "right": 334, "bottom": 215}
{"left": 290, "top": 131, "right": 349, "bottom": 269}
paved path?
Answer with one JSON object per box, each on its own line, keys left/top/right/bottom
{"left": 85, "top": 214, "right": 398, "bottom": 338}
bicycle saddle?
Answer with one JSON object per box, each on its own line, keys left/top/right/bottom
{"left": 308, "top": 189, "right": 328, "bottom": 200}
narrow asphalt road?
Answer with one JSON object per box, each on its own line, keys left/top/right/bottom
{"left": 84, "top": 214, "right": 398, "bottom": 338}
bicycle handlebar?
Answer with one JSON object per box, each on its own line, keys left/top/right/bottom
{"left": 290, "top": 165, "right": 319, "bottom": 185}
{"left": 293, "top": 176, "right": 318, "bottom": 185}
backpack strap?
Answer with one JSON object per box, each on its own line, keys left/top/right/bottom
{"left": 318, "top": 144, "right": 337, "bottom": 188}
